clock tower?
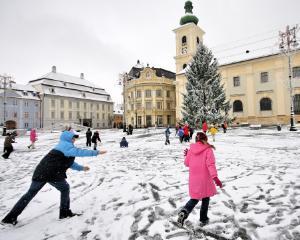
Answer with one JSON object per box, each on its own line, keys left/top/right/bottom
{"left": 173, "top": 1, "right": 205, "bottom": 121}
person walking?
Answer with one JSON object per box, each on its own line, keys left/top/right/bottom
{"left": 165, "top": 126, "right": 171, "bottom": 145}
{"left": 91, "top": 131, "right": 101, "bottom": 150}
{"left": 209, "top": 124, "right": 218, "bottom": 142}
{"left": 1, "top": 130, "right": 107, "bottom": 225}
{"left": 177, "top": 132, "right": 222, "bottom": 227}
{"left": 202, "top": 120, "right": 208, "bottom": 133}
{"left": 178, "top": 127, "right": 184, "bottom": 143}
{"left": 221, "top": 121, "right": 228, "bottom": 133}
{"left": 120, "top": 137, "right": 128, "bottom": 148}
{"left": 28, "top": 128, "right": 37, "bottom": 149}
{"left": 183, "top": 124, "right": 190, "bottom": 142}
{"left": 2, "top": 133, "right": 15, "bottom": 159}
{"left": 86, "top": 128, "right": 92, "bottom": 147}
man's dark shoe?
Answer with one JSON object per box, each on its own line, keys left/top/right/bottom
{"left": 59, "top": 209, "right": 81, "bottom": 219}
{"left": 2, "top": 216, "right": 18, "bottom": 225}
{"left": 200, "top": 218, "right": 209, "bottom": 226}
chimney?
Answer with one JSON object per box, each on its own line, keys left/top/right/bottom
{"left": 80, "top": 73, "right": 84, "bottom": 79}
{"left": 52, "top": 66, "right": 56, "bottom": 73}
{"left": 147, "top": 63, "right": 149, "bottom": 67}
{"left": 137, "top": 59, "right": 140, "bottom": 64}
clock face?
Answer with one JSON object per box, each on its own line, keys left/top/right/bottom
{"left": 182, "top": 47, "right": 187, "bottom": 54}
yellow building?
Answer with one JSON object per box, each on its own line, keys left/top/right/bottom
{"left": 124, "top": 61, "right": 176, "bottom": 128}
{"left": 174, "top": 1, "right": 300, "bottom": 125}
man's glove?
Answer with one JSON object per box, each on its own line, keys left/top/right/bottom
{"left": 213, "top": 177, "right": 223, "bottom": 188}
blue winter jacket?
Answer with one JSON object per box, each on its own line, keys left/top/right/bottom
{"left": 54, "top": 131, "right": 99, "bottom": 171}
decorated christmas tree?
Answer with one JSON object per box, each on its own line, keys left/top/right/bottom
{"left": 182, "top": 43, "right": 230, "bottom": 127}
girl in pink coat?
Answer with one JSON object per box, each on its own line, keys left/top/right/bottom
{"left": 28, "top": 128, "right": 37, "bottom": 149}
{"left": 177, "top": 132, "right": 222, "bottom": 227}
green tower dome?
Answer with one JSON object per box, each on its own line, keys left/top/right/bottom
{"left": 180, "top": 1, "right": 199, "bottom": 26}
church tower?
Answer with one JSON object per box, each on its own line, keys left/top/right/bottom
{"left": 173, "top": 1, "right": 205, "bottom": 121}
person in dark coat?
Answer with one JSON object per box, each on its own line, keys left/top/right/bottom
{"left": 91, "top": 131, "right": 101, "bottom": 150}
{"left": 86, "top": 128, "right": 92, "bottom": 147}
{"left": 127, "top": 124, "right": 133, "bottom": 135}
{"left": 120, "top": 137, "right": 128, "bottom": 148}
{"left": 2, "top": 133, "right": 15, "bottom": 159}
{"left": 1, "top": 131, "right": 107, "bottom": 225}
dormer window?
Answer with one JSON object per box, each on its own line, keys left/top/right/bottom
{"left": 63, "top": 82, "right": 67, "bottom": 86}
{"left": 50, "top": 88, "right": 55, "bottom": 93}
{"left": 23, "top": 91, "right": 28, "bottom": 96}
{"left": 146, "top": 72, "right": 151, "bottom": 79}
{"left": 82, "top": 92, "right": 86, "bottom": 98}
{"left": 182, "top": 36, "right": 187, "bottom": 46}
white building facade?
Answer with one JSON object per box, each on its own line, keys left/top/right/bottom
{"left": 29, "top": 66, "right": 113, "bottom": 129}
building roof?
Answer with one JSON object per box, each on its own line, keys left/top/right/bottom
{"left": 128, "top": 67, "right": 176, "bottom": 80}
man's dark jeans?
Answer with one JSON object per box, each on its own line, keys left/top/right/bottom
{"left": 4, "top": 180, "right": 70, "bottom": 219}
{"left": 183, "top": 197, "right": 210, "bottom": 222}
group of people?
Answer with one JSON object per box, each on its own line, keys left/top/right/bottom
{"left": 85, "top": 128, "right": 101, "bottom": 150}
{"left": 176, "top": 124, "right": 194, "bottom": 143}
{"left": 2, "top": 125, "right": 223, "bottom": 231}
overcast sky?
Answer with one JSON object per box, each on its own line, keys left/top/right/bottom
{"left": 0, "top": 0, "right": 299, "bottom": 104}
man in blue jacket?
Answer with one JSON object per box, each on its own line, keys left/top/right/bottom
{"left": 2, "top": 131, "right": 106, "bottom": 225}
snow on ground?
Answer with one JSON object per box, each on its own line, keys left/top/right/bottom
{"left": 0, "top": 127, "right": 299, "bottom": 240}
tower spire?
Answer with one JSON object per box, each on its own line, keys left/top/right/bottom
{"left": 180, "top": 1, "right": 199, "bottom": 25}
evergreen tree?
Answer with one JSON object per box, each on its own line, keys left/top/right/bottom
{"left": 182, "top": 43, "right": 230, "bottom": 127}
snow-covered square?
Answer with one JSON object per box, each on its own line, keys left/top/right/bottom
{"left": 0, "top": 127, "right": 299, "bottom": 240}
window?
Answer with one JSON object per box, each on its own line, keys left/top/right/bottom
{"left": 137, "top": 90, "right": 142, "bottom": 98}
{"left": 260, "top": 72, "right": 268, "bottom": 83}
{"left": 166, "top": 90, "right": 170, "bottom": 98}
{"left": 157, "top": 115, "right": 163, "bottom": 126}
{"left": 97, "top": 113, "right": 99, "bottom": 119}
{"left": 24, "top": 112, "right": 29, "bottom": 118}
{"left": 182, "top": 36, "right": 187, "bottom": 46}
{"left": 293, "top": 66, "right": 300, "bottom": 78}
{"left": 77, "top": 102, "right": 80, "bottom": 108}
{"left": 233, "top": 76, "right": 240, "bottom": 87}
{"left": 102, "top": 104, "right": 105, "bottom": 111}
{"left": 69, "top": 112, "right": 72, "bottom": 120}
{"left": 84, "top": 112, "right": 87, "bottom": 118}
{"left": 233, "top": 100, "right": 243, "bottom": 112}
{"left": 156, "top": 90, "right": 162, "bottom": 97}
{"left": 294, "top": 94, "right": 300, "bottom": 114}
{"left": 145, "top": 90, "right": 151, "bottom": 98}
{"left": 60, "top": 100, "right": 64, "bottom": 108}
{"left": 24, "top": 123, "right": 29, "bottom": 128}
{"left": 69, "top": 101, "right": 72, "bottom": 108}
{"left": 131, "top": 92, "right": 134, "bottom": 99}
{"left": 51, "top": 111, "right": 55, "bottom": 119}
{"left": 84, "top": 103, "right": 87, "bottom": 109}
{"left": 102, "top": 113, "right": 105, "bottom": 120}
{"left": 82, "top": 92, "right": 86, "bottom": 98}
{"left": 260, "top": 98, "right": 272, "bottom": 111}
{"left": 167, "top": 102, "right": 171, "bottom": 110}
{"left": 136, "top": 103, "right": 142, "bottom": 110}
{"left": 50, "top": 88, "right": 55, "bottom": 94}
{"left": 13, "top": 99, "right": 18, "bottom": 105}
{"left": 156, "top": 102, "right": 162, "bottom": 109}
{"left": 197, "top": 37, "right": 200, "bottom": 45}
{"left": 35, "top": 102, "right": 38, "bottom": 107}
{"left": 138, "top": 116, "right": 142, "bottom": 127}
{"left": 146, "top": 115, "right": 152, "bottom": 127}
{"left": 60, "top": 111, "right": 64, "bottom": 119}
{"left": 146, "top": 102, "right": 152, "bottom": 109}
{"left": 183, "top": 64, "right": 187, "bottom": 69}
{"left": 146, "top": 72, "right": 151, "bottom": 79}
{"left": 63, "top": 82, "right": 67, "bottom": 86}
{"left": 167, "top": 115, "right": 171, "bottom": 125}
{"left": 97, "top": 104, "right": 99, "bottom": 110}
{"left": 24, "top": 101, "right": 29, "bottom": 107}
{"left": 51, "top": 99, "right": 55, "bottom": 107}
{"left": 131, "top": 104, "right": 134, "bottom": 110}
{"left": 23, "top": 91, "right": 28, "bottom": 96}
{"left": 13, "top": 112, "right": 17, "bottom": 118}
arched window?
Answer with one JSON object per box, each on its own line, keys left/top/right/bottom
{"left": 182, "top": 36, "right": 187, "bottom": 46}
{"left": 294, "top": 94, "right": 300, "bottom": 114}
{"left": 197, "top": 37, "right": 200, "bottom": 44}
{"left": 260, "top": 98, "right": 272, "bottom": 111}
{"left": 183, "top": 64, "right": 187, "bottom": 69}
{"left": 233, "top": 100, "right": 243, "bottom": 112}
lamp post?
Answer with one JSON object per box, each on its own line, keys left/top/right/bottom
{"left": 119, "top": 72, "right": 128, "bottom": 132}
{"left": 279, "top": 25, "right": 299, "bottom": 131}
{"left": 0, "top": 74, "right": 13, "bottom": 136}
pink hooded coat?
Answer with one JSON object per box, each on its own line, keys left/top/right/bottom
{"left": 30, "top": 129, "right": 37, "bottom": 142}
{"left": 184, "top": 143, "right": 218, "bottom": 199}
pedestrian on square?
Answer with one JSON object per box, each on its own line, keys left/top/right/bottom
{"left": 2, "top": 133, "right": 15, "bottom": 159}
{"left": 209, "top": 124, "right": 218, "bottom": 142}
{"left": 183, "top": 124, "right": 190, "bottom": 142}
{"left": 91, "top": 131, "right": 101, "bottom": 150}
{"left": 165, "top": 126, "right": 171, "bottom": 145}
{"left": 189, "top": 126, "right": 194, "bottom": 141}
{"left": 1, "top": 130, "right": 107, "bottom": 225}
{"left": 202, "top": 120, "right": 208, "bottom": 133}
{"left": 120, "top": 137, "right": 128, "bottom": 148}
{"left": 28, "top": 128, "right": 37, "bottom": 149}
{"left": 86, "top": 128, "right": 92, "bottom": 147}
{"left": 178, "top": 127, "right": 184, "bottom": 143}
{"left": 177, "top": 132, "right": 222, "bottom": 227}
{"left": 221, "top": 121, "right": 228, "bottom": 133}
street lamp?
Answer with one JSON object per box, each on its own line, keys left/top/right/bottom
{"left": 279, "top": 25, "right": 299, "bottom": 131}
{"left": 0, "top": 74, "right": 13, "bottom": 136}
{"left": 119, "top": 72, "right": 129, "bottom": 132}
